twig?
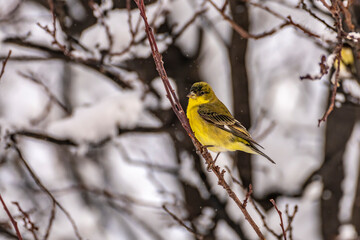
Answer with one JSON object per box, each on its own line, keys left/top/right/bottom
{"left": 299, "top": 0, "right": 336, "bottom": 32}
{"left": 300, "top": 55, "right": 329, "bottom": 80}
{"left": 224, "top": 166, "right": 244, "bottom": 187}
{"left": 248, "top": 0, "right": 321, "bottom": 38}
{"left": 208, "top": 0, "right": 321, "bottom": 39}
{"left": 19, "top": 71, "right": 69, "bottom": 113}
{"left": 0, "top": 50, "right": 11, "bottom": 81}
{"left": 270, "top": 199, "right": 287, "bottom": 240}
{"left": 133, "top": 0, "right": 265, "bottom": 238}
{"left": 18, "top": 71, "right": 70, "bottom": 114}
{"left": 318, "top": 0, "right": 344, "bottom": 126}
{"left": 162, "top": 205, "right": 203, "bottom": 240}
{"left": 11, "top": 131, "right": 77, "bottom": 146}
{"left": 172, "top": 8, "right": 207, "bottom": 41}
{"left": 285, "top": 204, "right": 298, "bottom": 240}
{"left": 12, "top": 202, "right": 39, "bottom": 240}
{"left": 10, "top": 143, "right": 83, "bottom": 240}
{"left": 0, "top": 194, "right": 23, "bottom": 240}
{"left": 250, "top": 198, "right": 280, "bottom": 238}
{"left": 207, "top": 0, "right": 282, "bottom": 39}
{"left": 4, "top": 37, "right": 132, "bottom": 89}
{"left": 43, "top": 201, "right": 56, "bottom": 240}
{"left": 221, "top": 0, "right": 229, "bottom": 12}
{"left": 253, "top": 119, "right": 277, "bottom": 141}
{"left": 37, "top": 0, "right": 70, "bottom": 56}
{"left": 89, "top": 0, "right": 114, "bottom": 53}
{"left": 338, "top": 1, "right": 354, "bottom": 31}
{"left": 242, "top": 184, "right": 253, "bottom": 208}
{"left": 110, "top": 0, "right": 142, "bottom": 57}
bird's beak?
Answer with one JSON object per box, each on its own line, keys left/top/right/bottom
{"left": 187, "top": 91, "right": 196, "bottom": 99}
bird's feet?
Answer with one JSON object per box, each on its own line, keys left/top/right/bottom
{"left": 206, "top": 152, "right": 220, "bottom": 172}
{"left": 200, "top": 145, "right": 214, "bottom": 154}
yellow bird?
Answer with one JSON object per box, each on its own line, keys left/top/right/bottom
{"left": 333, "top": 44, "right": 356, "bottom": 83}
{"left": 186, "top": 82, "right": 275, "bottom": 164}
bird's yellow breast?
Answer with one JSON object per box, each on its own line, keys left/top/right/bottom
{"left": 187, "top": 100, "right": 244, "bottom": 152}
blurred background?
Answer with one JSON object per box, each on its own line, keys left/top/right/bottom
{"left": 0, "top": 0, "right": 359, "bottom": 239}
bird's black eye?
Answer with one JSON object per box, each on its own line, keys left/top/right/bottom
{"left": 199, "top": 91, "right": 205, "bottom": 96}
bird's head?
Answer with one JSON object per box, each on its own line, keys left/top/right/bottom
{"left": 187, "top": 82, "right": 215, "bottom": 103}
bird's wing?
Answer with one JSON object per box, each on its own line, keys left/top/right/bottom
{"left": 197, "top": 104, "right": 263, "bottom": 148}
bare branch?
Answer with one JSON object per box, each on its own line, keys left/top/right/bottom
{"left": 251, "top": 198, "right": 280, "bottom": 238}
{"left": 89, "top": 0, "right": 114, "bottom": 53}
{"left": 242, "top": 184, "right": 253, "bottom": 208}
{"left": 10, "top": 143, "right": 83, "bottom": 240}
{"left": 43, "top": 201, "right": 56, "bottom": 240}
{"left": 270, "top": 199, "right": 287, "bottom": 240}
{"left": 300, "top": 55, "right": 329, "bottom": 80}
{"left": 37, "top": 0, "right": 70, "bottom": 56}
{"left": 285, "top": 204, "right": 298, "bottom": 240}
{"left": 299, "top": 0, "right": 336, "bottom": 31}
{"left": 318, "top": 0, "right": 345, "bottom": 126}
{"left": 12, "top": 202, "right": 39, "bottom": 240}
{"left": 172, "top": 8, "right": 207, "bottom": 41}
{"left": 0, "top": 194, "right": 23, "bottom": 240}
{"left": 0, "top": 50, "right": 12, "bottom": 81}
{"left": 162, "top": 205, "right": 204, "bottom": 240}
{"left": 18, "top": 71, "right": 70, "bottom": 114}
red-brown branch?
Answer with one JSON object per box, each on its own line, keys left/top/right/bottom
{"left": 12, "top": 202, "right": 39, "bottom": 240}
{"left": 300, "top": 55, "right": 329, "bottom": 80}
{"left": 37, "top": 0, "right": 70, "bottom": 56}
{"left": 242, "top": 184, "right": 253, "bottom": 208}
{"left": 133, "top": 0, "right": 265, "bottom": 239}
{"left": 0, "top": 194, "right": 23, "bottom": 240}
{"left": 270, "top": 199, "right": 287, "bottom": 240}
{"left": 318, "top": 0, "right": 345, "bottom": 126}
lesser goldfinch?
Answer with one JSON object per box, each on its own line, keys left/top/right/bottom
{"left": 186, "top": 82, "right": 275, "bottom": 164}
{"left": 333, "top": 43, "right": 356, "bottom": 82}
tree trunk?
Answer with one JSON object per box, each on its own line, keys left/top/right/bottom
{"left": 229, "top": 0, "right": 252, "bottom": 187}
{"left": 321, "top": 105, "right": 357, "bottom": 239}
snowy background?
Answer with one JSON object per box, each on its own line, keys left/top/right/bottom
{"left": 0, "top": 0, "right": 359, "bottom": 239}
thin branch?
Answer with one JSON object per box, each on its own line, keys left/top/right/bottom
{"left": 89, "top": 0, "right": 114, "bottom": 53}
{"left": 318, "top": 0, "right": 344, "bottom": 126}
{"left": 207, "top": 0, "right": 283, "bottom": 39}
{"left": 18, "top": 71, "right": 70, "bottom": 114}
{"left": 12, "top": 202, "right": 39, "bottom": 240}
{"left": 300, "top": 55, "right": 329, "bottom": 80}
{"left": 270, "top": 199, "right": 287, "bottom": 240}
{"left": 249, "top": 0, "right": 321, "bottom": 38}
{"left": 242, "top": 184, "right": 253, "bottom": 208}
{"left": 250, "top": 198, "right": 280, "bottom": 238}
{"left": 37, "top": 0, "right": 70, "bottom": 56}
{"left": 11, "top": 131, "right": 77, "bottom": 146}
{"left": 299, "top": 0, "right": 336, "bottom": 31}
{"left": 0, "top": 194, "right": 23, "bottom": 240}
{"left": 0, "top": 50, "right": 12, "bottom": 81}
{"left": 285, "top": 204, "right": 298, "bottom": 240}
{"left": 4, "top": 37, "right": 132, "bottom": 89}
{"left": 207, "top": 0, "right": 321, "bottom": 39}
{"left": 162, "top": 205, "right": 203, "bottom": 240}
{"left": 10, "top": 143, "right": 83, "bottom": 240}
{"left": 172, "top": 8, "right": 207, "bottom": 41}
{"left": 43, "top": 201, "right": 56, "bottom": 240}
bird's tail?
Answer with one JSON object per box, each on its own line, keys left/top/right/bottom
{"left": 251, "top": 145, "right": 276, "bottom": 164}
